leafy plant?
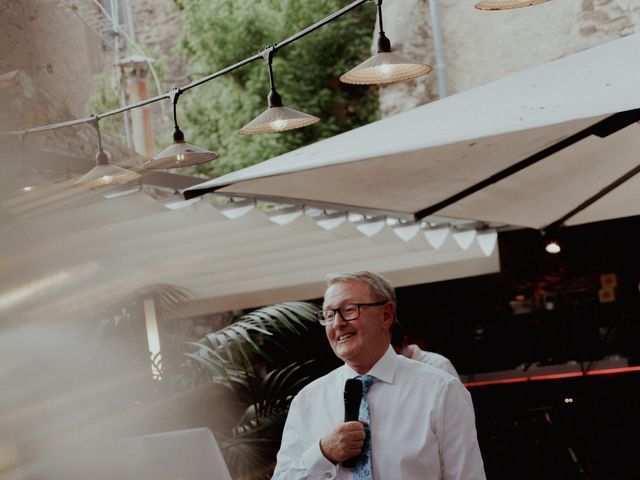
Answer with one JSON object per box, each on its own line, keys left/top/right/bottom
{"left": 97, "top": 288, "right": 331, "bottom": 479}
{"left": 183, "top": 301, "right": 330, "bottom": 479}
{"left": 88, "top": 74, "right": 127, "bottom": 145}
{"left": 186, "top": 303, "right": 315, "bottom": 375}
{"left": 175, "top": 0, "right": 379, "bottom": 176}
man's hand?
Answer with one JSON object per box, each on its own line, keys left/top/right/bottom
{"left": 319, "top": 421, "right": 366, "bottom": 464}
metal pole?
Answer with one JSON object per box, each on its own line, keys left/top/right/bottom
{"left": 124, "top": 0, "right": 137, "bottom": 43}
{"left": 127, "top": 66, "right": 154, "bottom": 156}
{"left": 428, "top": 0, "right": 448, "bottom": 98}
{"left": 111, "top": 0, "right": 133, "bottom": 148}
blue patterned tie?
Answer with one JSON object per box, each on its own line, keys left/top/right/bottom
{"left": 353, "top": 375, "right": 377, "bottom": 480}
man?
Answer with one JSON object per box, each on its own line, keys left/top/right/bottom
{"left": 272, "top": 271, "right": 485, "bottom": 479}
{"left": 391, "top": 322, "right": 460, "bottom": 379}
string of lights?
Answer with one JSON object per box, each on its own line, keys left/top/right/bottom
{"left": 3, "top": 0, "right": 548, "bottom": 187}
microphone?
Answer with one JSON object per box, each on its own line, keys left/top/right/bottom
{"left": 342, "top": 377, "right": 363, "bottom": 468}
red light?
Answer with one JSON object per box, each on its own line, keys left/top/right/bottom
{"left": 464, "top": 366, "right": 640, "bottom": 388}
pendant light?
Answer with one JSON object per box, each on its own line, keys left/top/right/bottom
{"left": 144, "top": 88, "right": 219, "bottom": 169}
{"left": 238, "top": 47, "right": 319, "bottom": 135}
{"left": 474, "top": 0, "right": 550, "bottom": 10}
{"left": 541, "top": 229, "right": 561, "bottom": 254}
{"left": 545, "top": 240, "right": 561, "bottom": 254}
{"left": 340, "top": 0, "right": 432, "bottom": 85}
{"left": 15, "top": 132, "right": 51, "bottom": 193}
{"left": 73, "top": 116, "right": 141, "bottom": 188}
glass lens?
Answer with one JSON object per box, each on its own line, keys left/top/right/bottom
{"left": 316, "top": 310, "right": 333, "bottom": 324}
{"left": 340, "top": 304, "right": 359, "bottom": 320}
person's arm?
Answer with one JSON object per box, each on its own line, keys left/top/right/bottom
{"left": 439, "top": 357, "right": 460, "bottom": 380}
{"left": 272, "top": 395, "right": 334, "bottom": 480}
{"left": 436, "top": 379, "right": 486, "bottom": 480}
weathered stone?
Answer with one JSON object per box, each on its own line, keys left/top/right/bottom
{"left": 379, "top": 0, "right": 640, "bottom": 117}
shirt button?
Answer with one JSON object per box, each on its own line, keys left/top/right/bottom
{"left": 324, "top": 472, "right": 333, "bottom": 479}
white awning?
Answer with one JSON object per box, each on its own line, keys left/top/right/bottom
{"left": 185, "top": 33, "right": 640, "bottom": 230}
{"left": 0, "top": 184, "right": 499, "bottom": 321}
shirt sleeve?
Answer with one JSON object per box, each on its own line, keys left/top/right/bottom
{"left": 272, "top": 395, "right": 339, "bottom": 480}
{"left": 436, "top": 379, "right": 486, "bottom": 480}
{"left": 438, "top": 357, "right": 460, "bottom": 380}
{"left": 410, "top": 346, "right": 460, "bottom": 380}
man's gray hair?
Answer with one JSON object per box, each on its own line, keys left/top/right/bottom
{"left": 326, "top": 270, "right": 396, "bottom": 307}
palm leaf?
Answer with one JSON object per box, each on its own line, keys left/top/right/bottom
{"left": 234, "top": 361, "right": 313, "bottom": 434}
{"left": 222, "top": 361, "right": 314, "bottom": 479}
{"left": 181, "top": 302, "right": 319, "bottom": 479}
{"left": 188, "top": 302, "right": 318, "bottom": 380}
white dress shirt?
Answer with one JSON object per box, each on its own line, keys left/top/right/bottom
{"left": 407, "top": 344, "right": 460, "bottom": 379}
{"left": 272, "top": 346, "right": 486, "bottom": 480}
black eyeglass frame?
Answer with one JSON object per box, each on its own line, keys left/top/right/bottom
{"left": 315, "top": 301, "right": 388, "bottom": 326}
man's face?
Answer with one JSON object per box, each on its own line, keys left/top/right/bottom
{"left": 323, "top": 280, "right": 393, "bottom": 373}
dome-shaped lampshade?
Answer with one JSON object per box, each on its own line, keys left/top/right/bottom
{"left": 474, "top": 0, "right": 550, "bottom": 10}
{"left": 144, "top": 140, "right": 219, "bottom": 169}
{"left": 73, "top": 150, "right": 140, "bottom": 188}
{"left": 73, "top": 163, "right": 141, "bottom": 188}
{"left": 15, "top": 167, "right": 52, "bottom": 193}
{"left": 238, "top": 106, "right": 319, "bottom": 135}
{"left": 340, "top": 51, "right": 432, "bottom": 85}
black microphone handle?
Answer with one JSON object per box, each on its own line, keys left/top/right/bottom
{"left": 342, "top": 378, "right": 363, "bottom": 469}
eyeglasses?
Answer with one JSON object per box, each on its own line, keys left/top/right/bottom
{"left": 315, "top": 301, "right": 387, "bottom": 326}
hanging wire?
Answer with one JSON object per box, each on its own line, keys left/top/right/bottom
{"left": 91, "top": 115, "right": 105, "bottom": 159}
{"left": 170, "top": 88, "right": 182, "bottom": 136}
{"left": 2, "top": 0, "right": 372, "bottom": 138}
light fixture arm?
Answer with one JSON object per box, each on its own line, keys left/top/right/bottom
{"left": 263, "top": 47, "right": 284, "bottom": 108}
{"left": 375, "top": 0, "right": 391, "bottom": 53}
{"left": 90, "top": 115, "right": 109, "bottom": 166}
{"left": 169, "top": 87, "right": 186, "bottom": 143}
{"left": 18, "top": 131, "right": 27, "bottom": 177}
{"left": 18, "top": 131, "right": 25, "bottom": 158}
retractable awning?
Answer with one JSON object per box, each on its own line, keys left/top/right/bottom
{"left": 0, "top": 182, "right": 499, "bottom": 321}
{"left": 185, "top": 33, "right": 640, "bottom": 230}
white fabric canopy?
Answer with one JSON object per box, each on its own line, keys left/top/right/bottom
{"left": 0, "top": 183, "right": 499, "bottom": 320}
{"left": 185, "top": 33, "right": 640, "bottom": 229}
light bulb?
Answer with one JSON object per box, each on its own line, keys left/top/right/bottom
{"left": 22, "top": 185, "right": 34, "bottom": 192}
{"left": 545, "top": 241, "right": 561, "bottom": 254}
{"left": 99, "top": 175, "right": 114, "bottom": 185}
{"left": 271, "top": 119, "right": 287, "bottom": 130}
{"left": 379, "top": 64, "right": 393, "bottom": 76}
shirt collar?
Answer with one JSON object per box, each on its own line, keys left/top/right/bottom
{"left": 341, "top": 345, "right": 398, "bottom": 385}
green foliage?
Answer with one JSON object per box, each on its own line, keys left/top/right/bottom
{"left": 175, "top": 0, "right": 379, "bottom": 175}
{"left": 88, "top": 74, "right": 127, "bottom": 144}
{"left": 184, "top": 302, "right": 318, "bottom": 388}
{"left": 98, "top": 290, "right": 331, "bottom": 479}
{"left": 183, "top": 301, "right": 329, "bottom": 479}
{"left": 224, "top": 362, "right": 314, "bottom": 480}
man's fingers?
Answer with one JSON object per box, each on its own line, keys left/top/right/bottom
{"left": 345, "top": 429, "right": 366, "bottom": 441}
{"left": 320, "top": 422, "right": 368, "bottom": 463}
{"left": 343, "top": 421, "right": 366, "bottom": 432}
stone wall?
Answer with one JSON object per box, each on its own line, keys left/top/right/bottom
{"left": 0, "top": 0, "right": 106, "bottom": 126}
{"left": 4, "top": 1, "right": 639, "bottom": 134}
{"left": 129, "top": 0, "right": 186, "bottom": 85}
{"left": 380, "top": 0, "right": 640, "bottom": 117}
